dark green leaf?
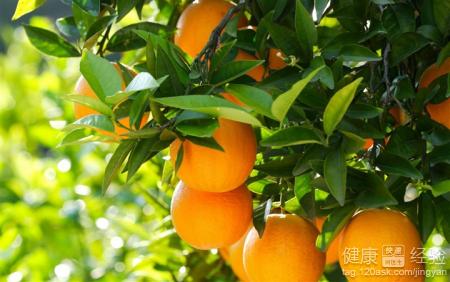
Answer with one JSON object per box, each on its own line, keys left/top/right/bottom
{"left": 419, "top": 193, "right": 436, "bottom": 242}
{"left": 56, "top": 17, "right": 80, "bottom": 39}
{"left": 103, "top": 140, "right": 135, "bottom": 193}
{"left": 354, "top": 173, "right": 398, "bottom": 208}
{"left": 339, "top": 44, "right": 381, "bottom": 62}
{"left": 260, "top": 126, "right": 324, "bottom": 147}
{"left": 23, "top": 25, "right": 80, "bottom": 57}
{"left": 186, "top": 136, "right": 223, "bottom": 152}
{"left": 390, "top": 33, "right": 429, "bottom": 66}
{"left": 432, "top": 0, "right": 450, "bottom": 35}
{"left": 346, "top": 103, "right": 383, "bottom": 119}
{"left": 382, "top": 4, "right": 415, "bottom": 40}
{"left": 376, "top": 153, "right": 423, "bottom": 179}
{"left": 323, "top": 78, "right": 363, "bottom": 135}
{"left": 429, "top": 143, "right": 450, "bottom": 165}
{"left": 324, "top": 148, "right": 347, "bottom": 206}
{"left": 295, "top": 0, "right": 317, "bottom": 61}
{"left": 176, "top": 119, "right": 219, "bottom": 138}
{"left": 85, "top": 15, "right": 116, "bottom": 40}
{"left": 73, "top": 0, "right": 100, "bottom": 15}
{"left": 107, "top": 22, "right": 169, "bottom": 52}
{"left": 253, "top": 198, "right": 273, "bottom": 238}
{"left": 437, "top": 42, "right": 450, "bottom": 66}
{"left": 117, "top": 0, "right": 137, "bottom": 21}
{"left": 211, "top": 60, "right": 264, "bottom": 85}
{"left": 267, "top": 22, "right": 302, "bottom": 57}
{"left": 127, "top": 137, "right": 157, "bottom": 181}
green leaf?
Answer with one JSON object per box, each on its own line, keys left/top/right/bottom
{"left": 79, "top": 51, "right": 122, "bottom": 100}
{"left": 176, "top": 119, "right": 219, "bottom": 138}
{"left": 324, "top": 148, "right": 347, "bottom": 206}
{"left": 103, "top": 140, "right": 135, "bottom": 193}
{"left": 68, "top": 114, "right": 114, "bottom": 132}
{"left": 71, "top": 1, "right": 96, "bottom": 38}
{"left": 73, "top": 0, "right": 100, "bottom": 15}
{"left": 56, "top": 17, "right": 80, "bottom": 39}
{"left": 225, "top": 84, "right": 275, "bottom": 118}
{"left": 271, "top": 66, "right": 324, "bottom": 121}
{"left": 59, "top": 128, "right": 95, "bottom": 146}
{"left": 295, "top": 0, "right": 317, "bottom": 61}
{"left": 23, "top": 25, "right": 80, "bottom": 57}
{"left": 210, "top": 40, "right": 236, "bottom": 73}
{"left": 12, "top": 0, "right": 46, "bottom": 20}
{"left": 432, "top": 180, "right": 450, "bottom": 197}
{"left": 419, "top": 193, "right": 436, "bottom": 242}
{"left": 390, "top": 33, "right": 429, "bottom": 66}
{"left": 316, "top": 204, "right": 356, "bottom": 251}
{"left": 127, "top": 137, "right": 157, "bottom": 181}
{"left": 85, "top": 15, "right": 117, "bottom": 40}
{"left": 260, "top": 126, "right": 324, "bottom": 147}
{"left": 354, "top": 173, "right": 398, "bottom": 208}
{"left": 153, "top": 95, "right": 262, "bottom": 127}
{"left": 376, "top": 153, "right": 423, "bottom": 179}
{"left": 211, "top": 60, "right": 265, "bottom": 85}
{"left": 186, "top": 136, "right": 223, "bottom": 152}
{"left": 267, "top": 22, "right": 302, "bottom": 57}
{"left": 120, "top": 127, "right": 160, "bottom": 139}
{"left": 346, "top": 103, "right": 383, "bottom": 119}
{"left": 382, "top": 4, "right": 415, "bottom": 40}
{"left": 64, "top": 95, "right": 113, "bottom": 116}
{"left": 253, "top": 198, "right": 273, "bottom": 238}
{"left": 107, "top": 22, "right": 169, "bottom": 52}
{"left": 429, "top": 143, "right": 450, "bottom": 165}
{"left": 437, "top": 42, "right": 450, "bottom": 66}
{"left": 339, "top": 44, "right": 381, "bottom": 62}
{"left": 117, "top": 0, "right": 137, "bottom": 21}
{"left": 255, "top": 155, "right": 299, "bottom": 177}
{"left": 323, "top": 78, "right": 363, "bottom": 135}
{"left": 433, "top": 0, "right": 450, "bottom": 35}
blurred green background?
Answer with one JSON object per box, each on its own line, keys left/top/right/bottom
{"left": 0, "top": 2, "right": 448, "bottom": 282}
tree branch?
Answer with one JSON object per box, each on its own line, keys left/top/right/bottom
{"left": 192, "top": 0, "right": 246, "bottom": 83}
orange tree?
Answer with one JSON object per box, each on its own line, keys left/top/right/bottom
{"left": 15, "top": 0, "right": 450, "bottom": 281}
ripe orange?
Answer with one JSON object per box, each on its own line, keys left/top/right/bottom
{"left": 243, "top": 214, "right": 325, "bottom": 282}
{"left": 234, "top": 50, "right": 265, "bottom": 81}
{"left": 339, "top": 209, "right": 424, "bottom": 282}
{"left": 220, "top": 227, "right": 251, "bottom": 282}
{"left": 316, "top": 217, "right": 343, "bottom": 265}
{"left": 170, "top": 182, "right": 253, "bottom": 250}
{"left": 389, "top": 107, "right": 409, "bottom": 126}
{"left": 419, "top": 57, "right": 450, "bottom": 129}
{"left": 174, "top": 0, "right": 248, "bottom": 58}
{"left": 74, "top": 64, "right": 146, "bottom": 136}
{"left": 170, "top": 118, "right": 256, "bottom": 192}
{"left": 267, "top": 48, "right": 286, "bottom": 70}
{"left": 362, "top": 139, "right": 374, "bottom": 151}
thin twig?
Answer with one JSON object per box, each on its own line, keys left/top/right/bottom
{"left": 192, "top": 0, "right": 246, "bottom": 83}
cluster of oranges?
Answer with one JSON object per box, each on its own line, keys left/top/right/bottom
{"left": 69, "top": 1, "right": 441, "bottom": 281}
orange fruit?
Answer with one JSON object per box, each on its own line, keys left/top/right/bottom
{"left": 220, "top": 227, "right": 251, "bottom": 282}
{"left": 170, "top": 181, "right": 253, "bottom": 250}
{"left": 389, "top": 107, "right": 409, "bottom": 126}
{"left": 419, "top": 57, "right": 450, "bottom": 129}
{"left": 267, "top": 48, "right": 286, "bottom": 70}
{"left": 362, "top": 139, "right": 374, "bottom": 150}
{"left": 170, "top": 118, "right": 256, "bottom": 192}
{"left": 339, "top": 209, "right": 424, "bottom": 282}
{"left": 174, "top": 0, "right": 248, "bottom": 58}
{"left": 316, "top": 217, "right": 343, "bottom": 265}
{"left": 234, "top": 50, "right": 265, "bottom": 82}
{"left": 243, "top": 214, "right": 325, "bottom": 282}
{"left": 74, "top": 64, "right": 147, "bottom": 136}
